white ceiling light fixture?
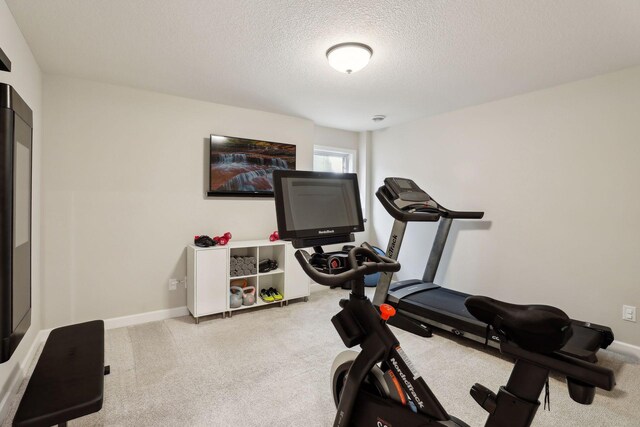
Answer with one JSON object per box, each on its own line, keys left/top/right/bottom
{"left": 326, "top": 42, "right": 373, "bottom": 74}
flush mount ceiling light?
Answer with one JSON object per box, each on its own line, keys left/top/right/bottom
{"left": 326, "top": 42, "right": 373, "bottom": 74}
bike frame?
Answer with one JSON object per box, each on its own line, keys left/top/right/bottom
{"left": 332, "top": 292, "right": 452, "bottom": 426}
{"left": 332, "top": 278, "right": 548, "bottom": 427}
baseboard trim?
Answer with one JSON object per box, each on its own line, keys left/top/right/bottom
{"left": 104, "top": 306, "right": 189, "bottom": 330}
{"left": 608, "top": 340, "right": 640, "bottom": 361}
{"left": 0, "top": 363, "right": 23, "bottom": 424}
{"left": 0, "top": 329, "right": 49, "bottom": 424}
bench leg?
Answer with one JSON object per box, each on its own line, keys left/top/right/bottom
{"left": 58, "top": 422, "right": 68, "bottom": 427}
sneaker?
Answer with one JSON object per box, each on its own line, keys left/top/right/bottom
{"left": 269, "top": 287, "right": 283, "bottom": 301}
{"left": 260, "top": 288, "right": 274, "bottom": 302}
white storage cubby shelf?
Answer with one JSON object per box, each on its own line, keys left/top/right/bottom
{"left": 186, "top": 240, "right": 309, "bottom": 323}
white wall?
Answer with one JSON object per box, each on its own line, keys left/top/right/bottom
{"left": 371, "top": 66, "right": 640, "bottom": 346}
{"left": 312, "top": 125, "right": 372, "bottom": 244}
{"left": 0, "top": 1, "right": 42, "bottom": 420}
{"left": 42, "top": 75, "right": 315, "bottom": 328}
{"left": 313, "top": 125, "right": 359, "bottom": 152}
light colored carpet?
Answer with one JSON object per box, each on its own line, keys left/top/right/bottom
{"left": 3, "top": 284, "right": 638, "bottom": 426}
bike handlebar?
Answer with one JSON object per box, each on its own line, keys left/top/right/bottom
{"left": 294, "top": 243, "right": 401, "bottom": 287}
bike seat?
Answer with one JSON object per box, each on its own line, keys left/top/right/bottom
{"left": 465, "top": 296, "right": 573, "bottom": 354}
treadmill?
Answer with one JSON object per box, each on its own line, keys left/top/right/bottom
{"left": 372, "top": 177, "right": 614, "bottom": 362}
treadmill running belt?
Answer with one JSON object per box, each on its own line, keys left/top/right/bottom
{"left": 398, "top": 287, "right": 488, "bottom": 338}
{"left": 404, "top": 287, "right": 476, "bottom": 320}
{"left": 398, "top": 286, "right": 605, "bottom": 361}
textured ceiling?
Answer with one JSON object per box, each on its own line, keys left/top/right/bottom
{"left": 6, "top": 0, "right": 640, "bottom": 131}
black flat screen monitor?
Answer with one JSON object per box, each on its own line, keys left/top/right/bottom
{"left": 1, "top": 84, "right": 32, "bottom": 363}
{"left": 273, "top": 170, "right": 364, "bottom": 248}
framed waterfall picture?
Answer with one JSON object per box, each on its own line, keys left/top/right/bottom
{"left": 208, "top": 134, "right": 296, "bottom": 197}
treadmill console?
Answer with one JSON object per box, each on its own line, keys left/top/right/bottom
{"left": 384, "top": 177, "right": 430, "bottom": 203}
{"left": 377, "top": 177, "right": 483, "bottom": 222}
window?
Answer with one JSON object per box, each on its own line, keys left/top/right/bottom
{"left": 313, "top": 146, "right": 356, "bottom": 173}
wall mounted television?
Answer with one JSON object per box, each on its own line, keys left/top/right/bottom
{"left": 1, "top": 84, "right": 33, "bottom": 363}
{"left": 208, "top": 134, "right": 296, "bottom": 197}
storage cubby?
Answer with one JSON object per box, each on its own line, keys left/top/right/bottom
{"left": 257, "top": 245, "right": 285, "bottom": 275}
{"left": 187, "top": 240, "right": 310, "bottom": 323}
{"left": 230, "top": 247, "right": 258, "bottom": 277}
{"left": 258, "top": 274, "right": 285, "bottom": 305}
{"left": 228, "top": 276, "right": 258, "bottom": 311}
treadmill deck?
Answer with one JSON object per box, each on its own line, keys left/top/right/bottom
{"left": 389, "top": 280, "right": 609, "bottom": 362}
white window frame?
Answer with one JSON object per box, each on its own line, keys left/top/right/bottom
{"left": 313, "top": 145, "right": 357, "bottom": 174}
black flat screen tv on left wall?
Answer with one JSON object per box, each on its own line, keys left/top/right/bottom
{"left": 208, "top": 134, "right": 296, "bottom": 197}
{"left": 1, "top": 84, "right": 33, "bottom": 363}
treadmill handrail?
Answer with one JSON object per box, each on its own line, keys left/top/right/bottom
{"left": 376, "top": 185, "right": 485, "bottom": 222}
{"left": 441, "top": 209, "right": 484, "bottom": 219}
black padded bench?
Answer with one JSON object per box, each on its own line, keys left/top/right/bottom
{"left": 13, "top": 320, "right": 108, "bottom": 427}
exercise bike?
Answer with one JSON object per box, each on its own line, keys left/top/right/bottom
{"left": 271, "top": 170, "right": 615, "bottom": 427}
{"left": 296, "top": 243, "right": 615, "bottom": 427}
